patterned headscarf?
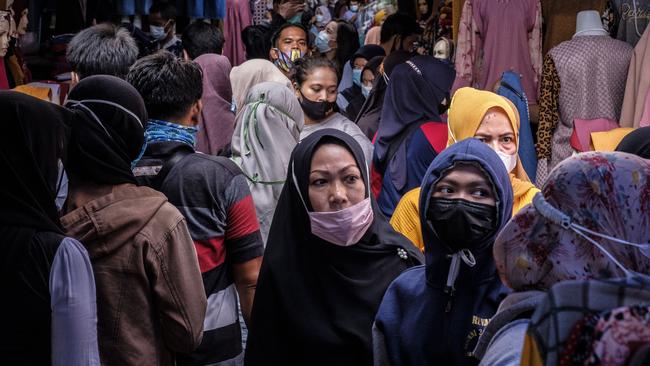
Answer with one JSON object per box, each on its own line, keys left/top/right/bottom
{"left": 494, "top": 152, "right": 650, "bottom": 291}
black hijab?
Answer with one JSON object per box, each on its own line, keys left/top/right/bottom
{"left": 65, "top": 75, "right": 147, "bottom": 185}
{"left": 0, "top": 91, "right": 72, "bottom": 233}
{"left": 616, "top": 126, "right": 650, "bottom": 159}
{"left": 245, "top": 129, "right": 423, "bottom": 366}
{"left": 355, "top": 50, "right": 414, "bottom": 140}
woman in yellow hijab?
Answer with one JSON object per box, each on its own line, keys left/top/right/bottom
{"left": 391, "top": 87, "right": 539, "bottom": 251}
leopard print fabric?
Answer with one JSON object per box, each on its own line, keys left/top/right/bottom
{"left": 535, "top": 54, "right": 560, "bottom": 160}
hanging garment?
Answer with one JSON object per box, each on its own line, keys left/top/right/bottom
{"left": 223, "top": 0, "right": 252, "bottom": 66}
{"left": 540, "top": 0, "right": 608, "bottom": 54}
{"left": 535, "top": 36, "right": 632, "bottom": 182}
{"left": 620, "top": 25, "right": 650, "bottom": 127}
{"left": 453, "top": 0, "right": 542, "bottom": 103}
{"left": 609, "top": 0, "right": 650, "bottom": 46}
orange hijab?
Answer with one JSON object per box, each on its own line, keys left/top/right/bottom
{"left": 447, "top": 87, "right": 534, "bottom": 199}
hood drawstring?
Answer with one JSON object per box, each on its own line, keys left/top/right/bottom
{"left": 444, "top": 249, "right": 476, "bottom": 312}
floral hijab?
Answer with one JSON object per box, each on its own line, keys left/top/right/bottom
{"left": 494, "top": 152, "right": 650, "bottom": 291}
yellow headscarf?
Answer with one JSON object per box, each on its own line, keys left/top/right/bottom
{"left": 447, "top": 87, "right": 535, "bottom": 200}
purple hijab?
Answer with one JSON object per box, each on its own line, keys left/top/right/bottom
{"left": 195, "top": 54, "right": 235, "bottom": 155}
{"left": 373, "top": 55, "right": 455, "bottom": 186}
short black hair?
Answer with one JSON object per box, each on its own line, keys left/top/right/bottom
{"left": 292, "top": 56, "right": 338, "bottom": 87}
{"left": 242, "top": 25, "right": 270, "bottom": 60}
{"left": 380, "top": 12, "right": 422, "bottom": 43}
{"left": 182, "top": 20, "right": 225, "bottom": 59}
{"left": 67, "top": 23, "right": 139, "bottom": 79}
{"left": 126, "top": 51, "right": 203, "bottom": 121}
{"left": 271, "top": 23, "right": 308, "bottom": 49}
{"left": 149, "top": 1, "right": 177, "bottom": 20}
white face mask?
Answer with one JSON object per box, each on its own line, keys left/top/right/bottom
{"left": 496, "top": 150, "right": 517, "bottom": 173}
{"left": 361, "top": 84, "right": 372, "bottom": 98}
{"left": 150, "top": 25, "right": 167, "bottom": 41}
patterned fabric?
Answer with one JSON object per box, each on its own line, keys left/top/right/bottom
{"left": 558, "top": 314, "right": 600, "bottom": 366}
{"left": 540, "top": 0, "right": 608, "bottom": 54}
{"left": 523, "top": 277, "right": 650, "bottom": 366}
{"left": 535, "top": 54, "right": 560, "bottom": 162}
{"left": 494, "top": 152, "right": 650, "bottom": 291}
{"left": 586, "top": 305, "right": 650, "bottom": 365}
{"left": 545, "top": 36, "right": 632, "bottom": 172}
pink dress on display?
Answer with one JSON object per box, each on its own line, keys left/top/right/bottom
{"left": 223, "top": 0, "right": 252, "bottom": 67}
{"left": 452, "top": 0, "right": 542, "bottom": 103}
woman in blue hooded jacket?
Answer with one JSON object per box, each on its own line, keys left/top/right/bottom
{"left": 372, "top": 138, "right": 513, "bottom": 366}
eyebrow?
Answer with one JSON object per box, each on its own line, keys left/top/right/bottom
{"left": 310, "top": 164, "right": 359, "bottom": 175}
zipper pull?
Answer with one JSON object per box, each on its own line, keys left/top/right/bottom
{"left": 444, "top": 286, "right": 455, "bottom": 313}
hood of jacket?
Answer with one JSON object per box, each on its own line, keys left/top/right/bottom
{"left": 419, "top": 138, "right": 514, "bottom": 288}
{"left": 61, "top": 184, "right": 172, "bottom": 259}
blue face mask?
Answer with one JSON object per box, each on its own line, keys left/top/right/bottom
{"left": 316, "top": 31, "right": 331, "bottom": 53}
{"left": 352, "top": 68, "right": 362, "bottom": 87}
{"left": 150, "top": 24, "right": 167, "bottom": 41}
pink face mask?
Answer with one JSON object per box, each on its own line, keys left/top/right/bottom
{"left": 292, "top": 162, "right": 374, "bottom": 246}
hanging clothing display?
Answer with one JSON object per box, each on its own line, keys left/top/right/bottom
{"left": 535, "top": 35, "right": 632, "bottom": 182}
{"left": 540, "top": 0, "right": 608, "bottom": 54}
{"left": 607, "top": 0, "right": 650, "bottom": 46}
{"left": 223, "top": 0, "right": 252, "bottom": 66}
{"left": 620, "top": 25, "right": 650, "bottom": 127}
{"left": 453, "top": 0, "right": 542, "bottom": 104}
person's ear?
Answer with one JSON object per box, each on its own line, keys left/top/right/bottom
{"left": 293, "top": 83, "right": 302, "bottom": 99}
{"left": 70, "top": 71, "right": 80, "bottom": 88}
{"left": 191, "top": 100, "right": 203, "bottom": 124}
{"left": 269, "top": 47, "right": 279, "bottom": 61}
{"left": 165, "top": 19, "right": 175, "bottom": 33}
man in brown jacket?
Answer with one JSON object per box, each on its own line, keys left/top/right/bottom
{"left": 61, "top": 75, "right": 207, "bottom": 365}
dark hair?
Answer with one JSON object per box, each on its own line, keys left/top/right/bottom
{"left": 380, "top": 12, "right": 422, "bottom": 44}
{"left": 271, "top": 23, "right": 308, "bottom": 49}
{"left": 335, "top": 21, "right": 360, "bottom": 72}
{"left": 67, "top": 23, "right": 139, "bottom": 79}
{"left": 242, "top": 25, "right": 271, "bottom": 60}
{"left": 182, "top": 20, "right": 225, "bottom": 59}
{"left": 126, "top": 51, "right": 203, "bottom": 120}
{"left": 149, "top": 1, "right": 177, "bottom": 20}
{"left": 292, "top": 56, "right": 338, "bottom": 86}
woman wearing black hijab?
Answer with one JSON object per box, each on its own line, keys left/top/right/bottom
{"left": 244, "top": 129, "right": 423, "bottom": 366}
{"left": 0, "top": 91, "right": 99, "bottom": 364}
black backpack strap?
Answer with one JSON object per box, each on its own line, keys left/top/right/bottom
{"left": 151, "top": 149, "right": 192, "bottom": 190}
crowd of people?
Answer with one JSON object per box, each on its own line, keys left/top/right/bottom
{"left": 2, "top": 0, "right": 650, "bottom": 365}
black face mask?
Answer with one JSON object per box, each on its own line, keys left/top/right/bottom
{"left": 299, "top": 90, "right": 333, "bottom": 120}
{"left": 426, "top": 198, "right": 497, "bottom": 252}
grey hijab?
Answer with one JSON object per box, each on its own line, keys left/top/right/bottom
{"left": 231, "top": 81, "right": 305, "bottom": 243}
